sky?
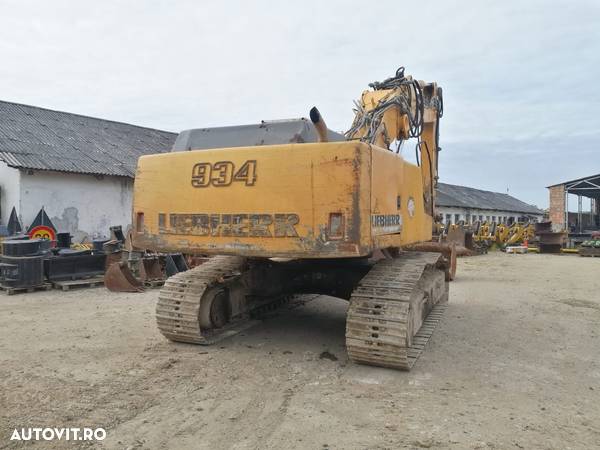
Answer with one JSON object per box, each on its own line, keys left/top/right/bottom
{"left": 1, "top": 0, "right": 599, "bottom": 208}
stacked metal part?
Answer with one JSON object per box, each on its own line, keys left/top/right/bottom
{"left": 535, "top": 222, "right": 566, "bottom": 253}
{"left": 0, "top": 239, "right": 50, "bottom": 289}
{"left": 45, "top": 233, "right": 107, "bottom": 282}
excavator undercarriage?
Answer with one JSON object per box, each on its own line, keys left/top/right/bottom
{"left": 156, "top": 251, "right": 448, "bottom": 369}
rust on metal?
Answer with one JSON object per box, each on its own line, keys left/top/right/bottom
{"left": 403, "top": 241, "right": 459, "bottom": 281}
{"left": 161, "top": 213, "right": 300, "bottom": 238}
{"left": 139, "top": 256, "right": 164, "bottom": 282}
{"left": 104, "top": 262, "right": 144, "bottom": 292}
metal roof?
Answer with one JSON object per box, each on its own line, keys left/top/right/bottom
{"left": 0, "top": 101, "right": 177, "bottom": 177}
{"left": 547, "top": 173, "right": 600, "bottom": 188}
{"left": 547, "top": 173, "right": 600, "bottom": 199}
{"left": 172, "top": 119, "right": 345, "bottom": 151}
{"left": 436, "top": 182, "right": 543, "bottom": 215}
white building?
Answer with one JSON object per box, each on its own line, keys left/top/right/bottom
{"left": 436, "top": 182, "right": 544, "bottom": 225}
{"left": 0, "top": 101, "right": 176, "bottom": 240}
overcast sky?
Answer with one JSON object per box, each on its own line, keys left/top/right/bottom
{"left": 1, "top": 0, "right": 599, "bottom": 208}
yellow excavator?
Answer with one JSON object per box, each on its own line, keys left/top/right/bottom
{"left": 131, "top": 67, "right": 448, "bottom": 370}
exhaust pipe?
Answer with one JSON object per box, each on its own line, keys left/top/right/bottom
{"left": 310, "top": 107, "right": 328, "bottom": 142}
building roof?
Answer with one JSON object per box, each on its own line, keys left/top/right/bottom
{"left": 436, "top": 182, "right": 543, "bottom": 215}
{"left": 547, "top": 173, "right": 600, "bottom": 199}
{"left": 0, "top": 100, "right": 177, "bottom": 177}
{"left": 547, "top": 173, "right": 600, "bottom": 188}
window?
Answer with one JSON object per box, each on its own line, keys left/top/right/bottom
{"left": 486, "top": 215, "right": 490, "bottom": 222}
{"left": 445, "top": 214, "right": 451, "bottom": 224}
{"left": 492, "top": 216, "right": 496, "bottom": 223}
{"left": 454, "top": 214, "right": 460, "bottom": 224}
{"left": 479, "top": 215, "right": 483, "bottom": 222}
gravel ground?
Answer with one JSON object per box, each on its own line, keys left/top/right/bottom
{"left": 1, "top": 252, "right": 599, "bottom": 449}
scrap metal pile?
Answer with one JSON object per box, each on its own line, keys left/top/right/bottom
{"left": 440, "top": 220, "right": 537, "bottom": 253}
{"left": 0, "top": 234, "right": 107, "bottom": 295}
{"left": 0, "top": 207, "right": 107, "bottom": 294}
{"left": 534, "top": 221, "right": 567, "bottom": 253}
{"left": 103, "top": 225, "right": 198, "bottom": 292}
{"left": 0, "top": 207, "right": 196, "bottom": 294}
{"left": 580, "top": 231, "right": 600, "bottom": 257}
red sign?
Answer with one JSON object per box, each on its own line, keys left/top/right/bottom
{"left": 28, "top": 225, "right": 56, "bottom": 241}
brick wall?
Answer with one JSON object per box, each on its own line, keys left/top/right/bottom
{"left": 548, "top": 185, "right": 565, "bottom": 230}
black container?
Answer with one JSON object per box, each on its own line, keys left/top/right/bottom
{"left": 92, "top": 238, "right": 110, "bottom": 253}
{"left": 0, "top": 254, "right": 45, "bottom": 288}
{"left": 45, "top": 254, "right": 106, "bottom": 282}
{"left": 56, "top": 233, "right": 72, "bottom": 248}
{"left": 1, "top": 239, "right": 43, "bottom": 257}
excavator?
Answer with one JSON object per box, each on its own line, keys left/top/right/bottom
{"left": 131, "top": 67, "right": 448, "bottom": 370}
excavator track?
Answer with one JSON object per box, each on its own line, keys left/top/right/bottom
{"left": 156, "top": 255, "right": 298, "bottom": 345}
{"left": 346, "top": 251, "right": 448, "bottom": 370}
{"left": 156, "top": 255, "right": 253, "bottom": 344}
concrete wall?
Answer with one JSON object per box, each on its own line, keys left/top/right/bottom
{"left": 438, "top": 206, "right": 543, "bottom": 225}
{"left": 0, "top": 161, "right": 21, "bottom": 225}
{"left": 548, "top": 185, "right": 565, "bottom": 230}
{"left": 19, "top": 170, "right": 133, "bottom": 240}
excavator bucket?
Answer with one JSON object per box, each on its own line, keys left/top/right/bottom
{"left": 104, "top": 261, "right": 144, "bottom": 292}
{"left": 139, "top": 256, "right": 164, "bottom": 281}
{"left": 404, "top": 241, "right": 458, "bottom": 281}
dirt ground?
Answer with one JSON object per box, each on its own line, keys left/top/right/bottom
{"left": 1, "top": 252, "right": 599, "bottom": 449}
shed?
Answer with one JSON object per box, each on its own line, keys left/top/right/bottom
{"left": 436, "top": 182, "right": 544, "bottom": 225}
{"left": 547, "top": 174, "right": 600, "bottom": 232}
{"left": 0, "top": 101, "right": 176, "bottom": 239}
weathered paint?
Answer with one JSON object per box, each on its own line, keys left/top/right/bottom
{"left": 370, "top": 146, "right": 432, "bottom": 248}
{"left": 0, "top": 161, "right": 21, "bottom": 225}
{"left": 348, "top": 81, "right": 441, "bottom": 220}
{"left": 132, "top": 141, "right": 433, "bottom": 257}
{"left": 133, "top": 142, "right": 369, "bottom": 257}
{"left": 16, "top": 170, "right": 133, "bottom": 239}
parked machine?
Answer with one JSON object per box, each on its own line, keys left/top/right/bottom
{"left": 470, "top": 220, "right": 535, "bottom": 250}
{"left": 131, "top": 68, "right": 449, "bottom": 370}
